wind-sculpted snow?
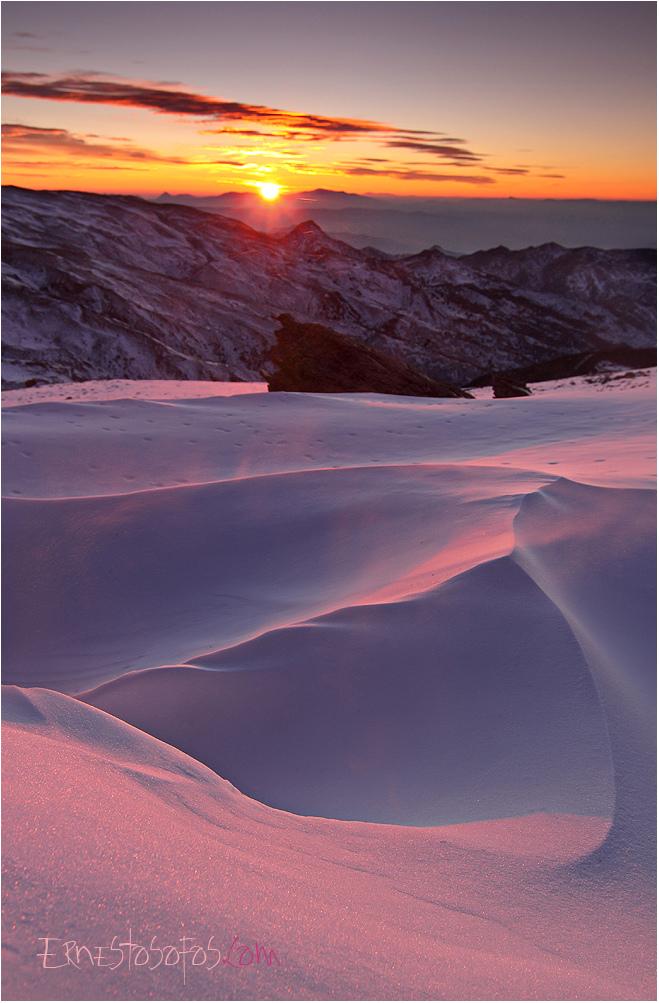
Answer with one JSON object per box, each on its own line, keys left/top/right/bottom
{"left": 514, "top": 479, "right": 657, "bottom": 872}
{"left": 2, "top": 376, "right": 656, "bottom": 999}
{"left": 4, "top": 687, "right": 653, "bottom": 1000}
{"left": 3, "top": 463, "right": 537, "bottom": 692}
{"left": 2, "top": 186, "right": 656, "bottom": 388}
{"left": 82, "top": 552, "right": 614, "bottom": 826}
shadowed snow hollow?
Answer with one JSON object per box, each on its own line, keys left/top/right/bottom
{"left": 2, "top": 376, "right": 656, "bottom": 1000}
{"left": 3, "top": 377, "right": 655, "bottom": 832}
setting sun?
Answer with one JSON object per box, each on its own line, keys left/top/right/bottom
{"left": 258, "top": 182, "right": 281, "bottom": 202}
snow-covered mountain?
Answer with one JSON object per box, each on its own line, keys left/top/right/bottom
{"left": 2, "top": 185, "right": 656, "bottom": 388}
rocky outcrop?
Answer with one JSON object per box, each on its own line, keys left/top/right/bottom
{"left": 266, "top": 315, "right": 472, "bottom": 397}
{"left": 492, "top": 374, "right": 532, "bottom": 398}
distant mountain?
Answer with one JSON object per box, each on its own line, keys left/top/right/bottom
{"left": 154, "top": 188, "right": 377, "bottom": 210}
{"left": 2, "top": 186, "right": 656, "bottom": 389}
{"left": 152, "top": 190, "right": 657, "bottom": 255}
{"left": 155, "top": 190, "right": 258, "bottom": 210}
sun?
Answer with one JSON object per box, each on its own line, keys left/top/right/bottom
{"left": 257, "top": 182, "right": 281, "bottom": 202}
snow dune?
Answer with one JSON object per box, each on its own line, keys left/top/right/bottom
{"left": 3, "top": 687, "right": 654, "bottom": 1001}
{"left": 2, "top": 375, "right": 656, "bottom": 999}
{"left": 514, "top": 477, "right": 656, "bottom": 871}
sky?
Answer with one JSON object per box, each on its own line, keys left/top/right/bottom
{"left": 2, "top": 1, "right": 656, "bottom": 200}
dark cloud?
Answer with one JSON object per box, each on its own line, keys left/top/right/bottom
{"left": 393, "top": 132, "right": 469, "bottom": 145}
{"left": 343, "top": 165, "right": 494, "bottom": 185}
{"left": 488, "top": 167, "right": 530, "bottom": 175}
{"left": 2, "top": 71, "right": 401, "bottom": 138}
{"left": 385, "top": 139, "right": 482, "bottom": 163}
{"left": 392, "top": 128, "right": 442, "bottom": 137}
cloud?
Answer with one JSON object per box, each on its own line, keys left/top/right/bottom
{"left": 385, "top": 139, "right": 482, "bottom": 163}
{"left": 2, "top": 122, "right": 243, "bottom": 168}
{"left": 4, "top": 31, "right": 52, "bottom": 53}
{"left": 1, "top": 71, "right": 401, "bottom": 139}
{"left": 2, "top": 70, "right": 550, "bottom": 189}
{"left": 488, "top": 167, "right": 530, "bottom": 175}
{"left": 3, "top": 122, "right": 142, "bottom": 159}
{"left": 202, "top": 127, "right": 284, "bottom": 138}
{"left": 342, "top": 165, "right": 495, "bottom": 185}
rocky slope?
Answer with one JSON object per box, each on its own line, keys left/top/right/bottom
{"left": 2, "top": 186, "right": 656, "bottom": 388}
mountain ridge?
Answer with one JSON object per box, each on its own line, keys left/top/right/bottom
{"left": 2, "top": 185, "right": 656, "bottom": 389}
{"left": 148, "top": 187, "right": 657, "bottom": 254}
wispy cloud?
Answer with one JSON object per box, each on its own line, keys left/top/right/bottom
{"left": 4, "top": 31, "right": 52, "bottom": 53}
{"left": 1, "top": 71, "right": 402, "bottom": 139}
{"left": 342, "top": 165, "right": 495, "bottom": 185}
{"left": 1, "top": 70, "right": 565, "bottom": 190}
{"left": 2, "top": 122, "right": 245, "bottom": 169}
{"left": 3, "top": 122, "right": 152, "bottom": 160}
{"left": 203, "top": 127, "right": 285, "bottom": 139}
{"left": 385, "top": 139, "right": 482, "bottom": 163}
{"left": 487, "top": 167, "right": 530, "bottom": 176}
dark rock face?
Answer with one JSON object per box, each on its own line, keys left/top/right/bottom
{"left": 266, "top": 315, "right": 472, "bottom": 397}
{"left": 492, "top": 375, "right": 532, "bottom": 398}
{"left": 470, "top": 346, "right": 657, "bottom": 388}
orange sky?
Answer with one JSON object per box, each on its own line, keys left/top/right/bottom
{"left": 2, "top": 4, "right": 656, "bottom": 200}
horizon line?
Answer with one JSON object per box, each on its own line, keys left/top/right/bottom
{"left": 2, "top": 183, "right": 657, "bottom": 205}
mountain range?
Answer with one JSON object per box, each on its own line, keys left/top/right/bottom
{"left": 2, "top": 185, "right": 656, "bottom": 390}
{"left": 153, "top": 188, "right": 657, "bottom": 255}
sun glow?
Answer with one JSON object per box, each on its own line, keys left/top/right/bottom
{"left": 258, "top": 181, "right": 281, "bottom": 202}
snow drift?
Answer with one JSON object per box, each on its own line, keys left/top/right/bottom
{"left": 3, "top": 686, "right": 655, "bottom": 1000}
{"left": 2, "top": 374, "right": 656, "bottom": 999}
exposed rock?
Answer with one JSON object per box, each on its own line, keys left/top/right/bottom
{"left": 470, "top": 346, "right": 657, "bottom": 388}
{"left": 266, "top": 315, "right": 472, "bottom": 397}
{"left": 492, "top": 374, "right": 532, "bottom": 398}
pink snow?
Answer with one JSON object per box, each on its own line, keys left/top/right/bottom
{"left": 3, "top": 372, "right": 656, "bottom": 999}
